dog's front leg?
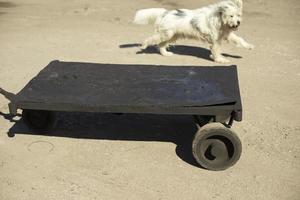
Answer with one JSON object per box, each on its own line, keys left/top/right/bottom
{"left": 210, "top": 42, "right": 230, "bottom": 63}
{"left": 228, "top": 33, "right": 254, "bottom": 50}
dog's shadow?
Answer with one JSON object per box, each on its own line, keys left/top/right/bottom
{"left": 2, "top": 112, "right": 200, "bottom": 168}
{"left": 119, "top": 43, "right": 242, "bottom": 61}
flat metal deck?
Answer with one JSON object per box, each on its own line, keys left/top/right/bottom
{"left": 12, "top": 61, "right": 242, "bottom": 120}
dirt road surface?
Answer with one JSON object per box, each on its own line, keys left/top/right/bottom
{"left": 0, "top": 0, "right": 299, "bottom": 199}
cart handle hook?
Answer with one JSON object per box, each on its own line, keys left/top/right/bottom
{"left": 0, "top": 87, "right": 16, "bottom": 102}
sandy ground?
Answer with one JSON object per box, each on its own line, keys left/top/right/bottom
{"left": 0, "top": 0, "right": 299, "bottom": 199}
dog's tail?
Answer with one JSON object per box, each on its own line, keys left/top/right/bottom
{"left": 133, "top": 8, "right": 167, "bottom": 25}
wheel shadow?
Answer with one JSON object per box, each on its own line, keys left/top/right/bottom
{"left": 119, "top": 43, "right": 242, "bottom": 61}
{"left": 2, "top": 112, "right": 200, "bottom": 168}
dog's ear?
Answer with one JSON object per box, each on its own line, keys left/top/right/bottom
{"left": 218, "top": 5, "right": 228, "bottom": 16}
{"left": 230, "top": 0, "right": 243, "bottom": 8}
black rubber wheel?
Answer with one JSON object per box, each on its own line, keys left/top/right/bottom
{"left": 192, "top": 123, "right": 242, "bottom": 171}
{"left": 22, "top": 109, "right": 56, "bottom": 131}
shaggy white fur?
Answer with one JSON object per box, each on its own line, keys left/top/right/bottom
{"left": 133, "top": 0, "right": 254, "bottom": 63}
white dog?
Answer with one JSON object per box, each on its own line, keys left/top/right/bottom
{"left": 133, "top": 0, "right": 254, "bottom": 63}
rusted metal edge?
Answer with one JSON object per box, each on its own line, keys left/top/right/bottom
{"left": 0, "top": 87, "right": 17, "bottom": 115}
{"left": 0, "top": 87, "right": 16, "bottom": 101}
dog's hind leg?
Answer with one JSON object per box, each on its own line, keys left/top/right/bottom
{"left": 158, "top": 36, "right": 176, "bottom": 56}
{"left": 158, "top": 31, "right": 176, "bottom": 56}
{"left": 141, "top": 34, "right": 161, "bottom": 49}
{"left": 158, "top": 42, "right": 173, "bottom": 56}
{"left": 141, "top": 31, "right": 175, "bottom": 56}
{"left": 210, "top": 42, "right": 230, "bottom": 63}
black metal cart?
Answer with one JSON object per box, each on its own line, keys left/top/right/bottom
{"left": 0, "top": 60, "right": 243, "bottom": 170}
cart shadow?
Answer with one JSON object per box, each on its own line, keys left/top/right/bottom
{"left": 4, "top": 112, "right": 201, "bottom": 168}
{"left": 119, "top": 43, "right": 242, "bottom": 60}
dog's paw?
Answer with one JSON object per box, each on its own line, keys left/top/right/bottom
{"left": 140, "top": 43, "right": 148, "bottom": 50}
{"left": 245, "top": 43, "right": 254, "bottom": 50}
{"left": 161, "top": 51, "right": 174, "bottom": 56}
{"left": 160, "top": 49, "right": 174, "bottom": 56}
{"left": 214, "top": 57, "right": 230, "bottom": 63}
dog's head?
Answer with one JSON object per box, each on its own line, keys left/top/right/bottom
{"left": 219, "top": 0, "right": 243, "bottom": 30}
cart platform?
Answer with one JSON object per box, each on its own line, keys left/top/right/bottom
{"left": 4, "top": 60, "right": 242, "bottom": 120}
